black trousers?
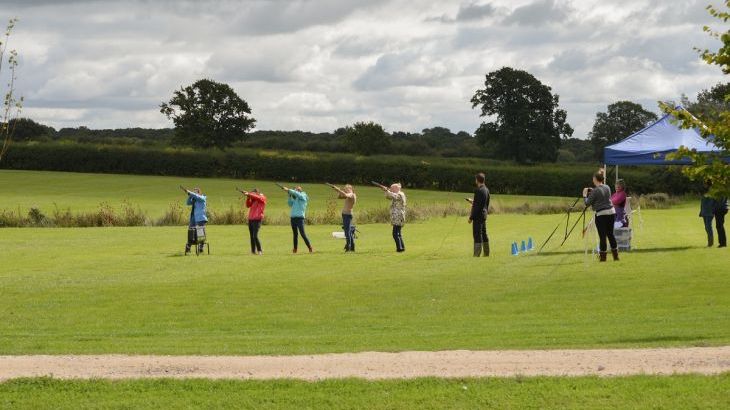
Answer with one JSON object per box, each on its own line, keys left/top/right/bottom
{"left": 290, "top": 217, "right": 312, "bottom": 250}
{"left": 472, "top": 218, "right": 488, "bottom": 244}
{"left": 392, "top": 225, "right": 405, "bottom": 252}
{"left": 595, "top": 214, "right": 617, "bottom": 252}
{"left": 715, "top": 211, "right": 727, "bottom": 246}
{"left": 248, "top": 220, "right": 262, "bottom": 253}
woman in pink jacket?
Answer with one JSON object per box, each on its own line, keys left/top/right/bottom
{"left": 238, "top": 188, "right": 267, "bottom": 255}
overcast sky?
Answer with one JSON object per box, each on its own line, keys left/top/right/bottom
{"left": 1, "top": 0, "right": 726, "bottom": 138}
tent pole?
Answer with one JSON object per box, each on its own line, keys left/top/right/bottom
{"left": 616, "top": 165, "right": 619, "bottom": 185}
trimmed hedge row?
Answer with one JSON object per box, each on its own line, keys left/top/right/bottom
{"left": 1, "top": 143, "right": 695, "bottom": 196}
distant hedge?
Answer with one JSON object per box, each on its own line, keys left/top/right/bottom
{"left": 1, "top": 143, "right": 697, "bottom": 196}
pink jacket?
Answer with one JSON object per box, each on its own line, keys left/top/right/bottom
{"left": 246, "top": 193, "right": 266, "bottom": 221}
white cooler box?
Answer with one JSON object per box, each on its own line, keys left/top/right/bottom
{"left": 614, "top": 227, "right": 632, "bottom": 251}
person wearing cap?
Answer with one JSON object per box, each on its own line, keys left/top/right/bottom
{"left": 379, "top": 183, "right": 407, "bottom": 252}
{"left": 240, "top": 188, "right": 266, "bottom": 255}
{"left": 328, "top": 183, "right": 357, "bottom": 252}
{"left": 181, "top": 186, "right": 208, "bottom": 254}
{"left": 279, "top": 184, "right": 313, "bottom": 253}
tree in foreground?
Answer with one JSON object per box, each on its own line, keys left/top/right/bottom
{"left": 160, "top": 79, "right": 256, "bottom": 150}
{"left": 589, "top": 101, "right": 658, "bottom": 161}
{"left": 342, "top": 121, "right": 391, "bottom": 156}
{"left": 662, "top": 1, "right": 729, "bottom": 198}
{"left": 470, "top": 67, "right": 573, "bottom": 163}
{"left": 0, "top": 18, "right": 22, "bottom": 163}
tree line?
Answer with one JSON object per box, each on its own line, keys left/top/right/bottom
{"left": 8, "top": 72, "right": 726, "bottom": 165}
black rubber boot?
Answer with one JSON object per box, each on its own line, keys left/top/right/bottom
{"left": 483, "top": 242, "right": 490, "bottom": 257}
{"left": 599, "top": 251, "right": 607, "bottom": 262}
{"left": 473, "top": 243, "right": 482, "bottom": 257}
{"left": 611, "top": 248, "right": 619, "bottom": 261}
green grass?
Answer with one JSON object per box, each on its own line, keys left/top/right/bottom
{"left": 2, "top": 169, "right": 571, "bottom": 218}
{"left": 1, "top": 201, "right": 727, "bottom": 355}
{"left": 1, "top": 375, "right": 728, "bottom": 409}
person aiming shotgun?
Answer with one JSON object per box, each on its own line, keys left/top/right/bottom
{"left": 278, "top": 183, "right": 313, "bottom": 253}
{"left": 180, "top": 185, "right": 208, "bottom": 254}
{"left": 237, "top": 187, "right": 266, "bottom": 255}
{"left": 469, "top": 172, "right": 490, "bottom": 257}
{"left": 327, "top": 183, "right": 357, "bottom": 252}
{"left": 373, "top": 181, "right": 407, "bottom": 252}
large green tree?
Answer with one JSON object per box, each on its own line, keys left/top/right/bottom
{"left": 342, "top": 121, "right": 391, "bottom": 156}
{"left": 160, "top": 79, "right": 256, "bottom": 150}
{"left": 682, "top": 81, "right": 730, "bottom": 122}
{"left": 662, "top": 1, "right": 729, "bottom": 199}
{"left": 589, "top": 101, "right": 658, "bottom": 161}
{"left": 470, "top": 67, "right": 573, "bottom": 163}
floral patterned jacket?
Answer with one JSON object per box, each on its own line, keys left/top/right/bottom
{"left": 386, "top": 190, "right": 406, "bottom": 226}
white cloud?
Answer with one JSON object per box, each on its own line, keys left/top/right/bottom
{"left": 0, "top": 0, "right": 726, "bottom": 138}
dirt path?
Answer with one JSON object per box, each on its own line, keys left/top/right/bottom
{"left": 1, "top": 347, "right": 728, "bottom": 381}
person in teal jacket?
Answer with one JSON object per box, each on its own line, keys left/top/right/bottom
{"left": 181, "top": 186, "right": 208, "bottom": 253}
{"left": 280, "top": 184, "right": 313, "bottom": 253}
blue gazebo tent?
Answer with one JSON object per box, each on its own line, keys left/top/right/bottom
{"left": 604, "top": 109, "right": 723, "bottom": 166}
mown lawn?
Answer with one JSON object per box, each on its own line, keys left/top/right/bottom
{"left": 1, "top": 169, "right": 571, "bottom": 218}
{"left": 0, "top": 203, "right": 727, "bottom": 355}
{"left": 1, "top": 375, "right": 728, "bottom": 409}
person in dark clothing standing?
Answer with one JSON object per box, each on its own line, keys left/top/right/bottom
{"left": 700, "top": 194, "right": 716, "bottom": 247}
{"left": 583, "top": 171, "right": 618, "bottom": 262}
{"left": 469, "top": 172, "right": 490, "bottom": 257}
{"left": 714, "top": 196, "right": 728, "bottom": 248}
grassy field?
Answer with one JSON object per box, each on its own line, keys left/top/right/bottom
{"left": 1, "top": 375, "right": 728, "bottom": 409}
{"left": 1, "top": 202, "right": 727, "bottom": 355}
{"left": 1, "top": 169, "right": 572, "bottom": 219}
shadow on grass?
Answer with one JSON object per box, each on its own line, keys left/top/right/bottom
{"left": 535, "top": 246, "right": 696, "bottom": 256}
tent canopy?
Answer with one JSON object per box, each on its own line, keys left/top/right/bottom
{"left": 604, "top": 109, "right": 724, "bottom": 165}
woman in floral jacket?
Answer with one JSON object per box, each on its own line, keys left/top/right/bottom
{"left": 382, "top": 183, "right": 407, "bottom": 252}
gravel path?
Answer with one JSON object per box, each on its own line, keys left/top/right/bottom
{"left": 1, "top": 347, "right": 728, "bottom": 381}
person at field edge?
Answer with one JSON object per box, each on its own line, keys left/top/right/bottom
{"left": 713, "top": 195, "right": 728, "bottom": 248}
{"left": 181, "top": 186, "right": 208, "bottom": 254}
{"left": 380, "top": 183, "right": 406, "bottom": 252}
{"left": 611, "top": 179, "right": 629, "bottom": 228}
{"left": 241, "top": 188, "right": 266, "bottom": 255}
{"left": 700, "top": 187, "right": 716, "bottom": 247}
{"left": 280, "top": 184, "right": 313, "bottom": 253}
{"left": 328, "top": 183, "right": 357, "bottom": 252}
{"left": 469, "top": 172, "right": 490, "bottom": 257}
{"left": 583, "top": 171, "right": 618, "bottom": 262}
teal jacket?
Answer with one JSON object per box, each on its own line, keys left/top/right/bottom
{"left": 186, "top": 192, "right": 208, "bottom": 224}
{"left": 287, "top": 189, "right": 308, "bottom": 218}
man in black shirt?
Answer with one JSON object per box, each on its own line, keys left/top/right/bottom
{"left": 469, "top": 172, "right": 490, "bottom": 257}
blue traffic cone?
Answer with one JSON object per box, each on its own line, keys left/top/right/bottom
{"left": 527, "top": 237, "right": 534, "bottom": 251}
{"left": 520, "top": 240, "right": 527, "bottom": 253}
{"left": 511, "top": 242, "right": 519, "bottom": 256}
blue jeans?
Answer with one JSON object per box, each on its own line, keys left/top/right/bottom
{"left": 290, "top": 217, "right": 312, "bottom": 250}
{"left": 392, "top": 225, "right": 405, "bottom": 252}
{"left": 703, "top": 215, "right": 714, "bottom": 244}
{"left": 342, "top": 213, "right": 354, "bottom": 251}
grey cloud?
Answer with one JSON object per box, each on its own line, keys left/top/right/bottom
{"left": 353, "top": 52, "right": 453, "bottom": 91}
{"left": 503, "top": 0, "right": 570, "bottom": 26}
{"left": 429, "top": 1, "right": 496, "bottom": 23}
{"left": 456, "top": 2, "right": 496, "bottom": 21}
